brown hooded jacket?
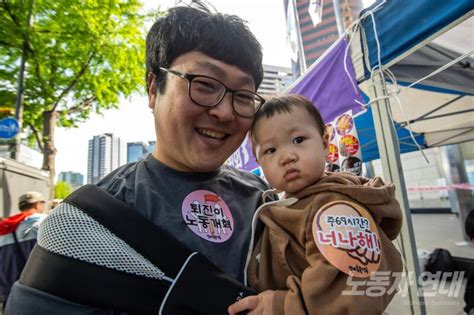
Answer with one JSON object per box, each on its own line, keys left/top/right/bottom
{"left": 246, "top": 172, "right": 403, "bottom": 315}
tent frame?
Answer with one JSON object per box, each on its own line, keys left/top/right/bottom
{"left": 429, "top": 127, "right": 474, "bottom": 147}
{"left": 399, "top": 94, "right": 465, "bottom": 127}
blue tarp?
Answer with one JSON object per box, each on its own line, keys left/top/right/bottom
{"left": 361, "top": 0, "right": 474, "bottom": 73}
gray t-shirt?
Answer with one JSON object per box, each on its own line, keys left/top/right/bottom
{"left": 97, "top": 153, "right": 269, "bottom": 282}
{"left": 5, "top": 154, "right": 269, "bottom": 314}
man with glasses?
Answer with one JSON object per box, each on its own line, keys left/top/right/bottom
{"left": 6, "top": 3, "right": 271, "bottom": 314}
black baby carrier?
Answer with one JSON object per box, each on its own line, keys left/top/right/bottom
{"left": 19, "top": 185, "right": 255, "bottom": 314}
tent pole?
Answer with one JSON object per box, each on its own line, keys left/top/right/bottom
{"left": 370, "top": 72, "right": 426, "bottom": 315}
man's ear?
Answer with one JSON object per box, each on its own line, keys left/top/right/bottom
{"left": 147, "top": 72, "right": 158, "bottom": 109}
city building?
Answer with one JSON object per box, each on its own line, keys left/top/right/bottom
{"left": 58, "top": 171, "right": 84, "bottom": 190}
{"left": 127, "top": 141, "right": 148, "bottom": 163}
{"left": 257, "top": 64, "right": 293, "bottom": 98}
{"left": 87, "top": 133, "right": 122, "bottom": 184}
{"left": 284, "top": 0, "right": 363, "bottom": 75}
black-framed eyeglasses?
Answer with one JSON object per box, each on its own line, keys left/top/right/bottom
{"left": 159, "top": 67, "right": 265, "bottom": 118}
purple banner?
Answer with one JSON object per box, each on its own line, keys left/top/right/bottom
{"left": 289, "top": 38, "right": 364, "bottom": 123}
{"left": 226, "top": 136, "right": 260, "bottom": 173}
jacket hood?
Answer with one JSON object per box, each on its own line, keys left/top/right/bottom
{"left": 288, "top": 172, "right": 394, "bottom": 205}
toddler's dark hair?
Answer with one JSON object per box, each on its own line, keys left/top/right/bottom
{"left": 251, "top": 94, "right": 325, "bottom": 138}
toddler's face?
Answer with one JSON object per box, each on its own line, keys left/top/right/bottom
{"left": 253, "top": 106, "right": 326, "bottom": 193}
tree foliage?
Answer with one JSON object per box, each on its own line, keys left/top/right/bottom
{"left": 0, "top": 0, "right": 156, "bottom": 193}
{"left": 54, "top": 180, "right": 72, "bottom": 199}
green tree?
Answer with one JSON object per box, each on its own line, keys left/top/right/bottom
{"left": 0, "top": 0, "right": 155, "bottom": 196}
{"left": 55, "top": 180, "right": 72, "bottom": 199}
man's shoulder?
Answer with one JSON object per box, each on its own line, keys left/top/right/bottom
{"left": 220, "top": 165, "right": 270, "bottom": 190}
{"left": 97, "top": 161, "right": 139, "bottom": 187}
{"left": 95, "top": 160, "right": 142, "bottom": 200}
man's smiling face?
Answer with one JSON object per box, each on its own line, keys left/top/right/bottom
{"left": 148, "top": 51, "right": 256, "bottom": 172}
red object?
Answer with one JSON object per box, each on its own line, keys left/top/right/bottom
{"left": 0, "top": 209, "right": 36, "bottom": 235}
{"left": 204, "top": 194, "right": 219, "bottom": 203}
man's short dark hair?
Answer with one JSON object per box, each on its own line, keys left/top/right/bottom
{"left": 146, "top": 3, "right": 263, "bottom": 93}
{"left": 251, "top": 94, "right": 325, "bottom": 140}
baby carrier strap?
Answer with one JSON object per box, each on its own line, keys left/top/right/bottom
{"left": 66, "top": 184, "right": 192, "bottom": 276}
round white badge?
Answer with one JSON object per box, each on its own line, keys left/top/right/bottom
{"left": 181, "top": 190, "right": 234, "bottom": 243}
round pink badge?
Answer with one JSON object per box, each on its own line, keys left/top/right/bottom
{"left": 181, "top": 190, "right": 234, "bottom": 243}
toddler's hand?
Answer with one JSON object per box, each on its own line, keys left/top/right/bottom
{"left": 228, "top": 290, "right": 275, "bottom": 315}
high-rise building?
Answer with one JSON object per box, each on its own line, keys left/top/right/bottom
{"left": 127, "top": 141, "right": 148, "bottom": 163}
{"left": 258, "top": 65, "right": 293, "bottom": 98}
{"left": 58, "top": 171, "right": 84, "bottom": 190}
{"left": 87, "top": 133, "right": 122, "bottom": 184}
{"left": 284, "top": 0, "right": 363, "bottom": 74}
